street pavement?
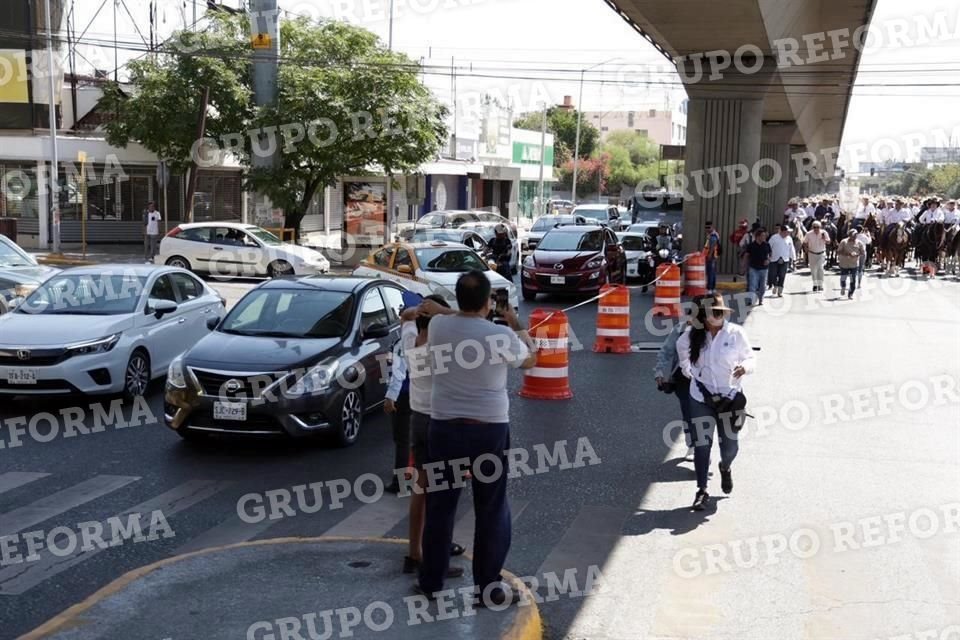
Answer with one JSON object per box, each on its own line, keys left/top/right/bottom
{"left": 0, "top": 264, "right": 957, "bottom": 639}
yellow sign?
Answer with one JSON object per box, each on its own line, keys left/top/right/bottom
{"left": 251, "top": 33, "right": 272, "bottom": 49}
{"left": 77, "top": 151, "right": 87, "bottom": 163}
{"left": 0, "top": 50, "right": 29, "bottom": 104}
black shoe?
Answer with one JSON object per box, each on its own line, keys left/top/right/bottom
{"left": 403, "top": 556, "right": 464, "bottom": 578}
{"left": 474, "top": 584, "right": 523, "bottom": 608}
{"left": 692, "top": 490, "right": 709, "bottom": 511}
{"left": 412, "top": 582, "right": 436, "bottom": 600}
{"left": 719, "top": 463, "right": 733, "bottom": 494}
{"left": 385, "top": 479, "right": 400, "bottom": 494}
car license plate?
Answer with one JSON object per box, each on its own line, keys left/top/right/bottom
{"left": 6, "top": 368, "right": 37, "bottom": 385}
{"left": 550, "top": 275, "right": 565, "bottom": 284}
{"left": 213, "top": 401, "right": 247, "bottom": 421}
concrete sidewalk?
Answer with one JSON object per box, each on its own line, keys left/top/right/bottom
{"left": 22, "top": 538, "right": 541, "bottom": 640}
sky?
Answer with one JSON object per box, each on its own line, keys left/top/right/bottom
{"left": 69, "top": 0, "right": 960, "bottom": 168}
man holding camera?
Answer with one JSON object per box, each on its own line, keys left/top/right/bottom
{"left": 416, "top": 270, "right": 537, "bottom": 606}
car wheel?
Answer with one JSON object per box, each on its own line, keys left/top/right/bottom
{"left": 267, "top": 260, "right": 294, "bottom": 278}
{"left": 522, "top": 286, "right": 536, "bottom": 301}
{"left": 333, "top": 389, "right": 363, "bottom": 447}
{"left": 165, "top": 255, "right": 192, "bottom": 271}
{"left": 123, "top": 349, "right": 151, "bottom": 399}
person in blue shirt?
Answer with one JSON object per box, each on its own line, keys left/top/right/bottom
{"left": 703, "top": 221, "right": 722, "bottom": 292}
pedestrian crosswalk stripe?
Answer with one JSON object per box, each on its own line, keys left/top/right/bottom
{"left": 452, "top": 499, "right": 529, "bottom": 556}
{"left": 322, "top": 495, "right": 410, "bottom": 538}
{"left": 0, "top": 475, "right": 140, "bottom": 537}
{"left": 0, "top": 472, "right": 49, "bottom": 495}
{"left": 0, "top": 479, "right": 231, "bottom": 596}
{"left": 171, "top": 516, "right": 278, "bottom": 556}
{"left": 534, "top": 506, "right": 626, "bottom": 586}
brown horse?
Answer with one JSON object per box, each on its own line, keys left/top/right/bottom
{"left": 863, "top": 214, "right": 882, "bottom": 268}
{"left": 878, "top": 223, "right": 911, "bottom": 277}
{"left": 914, "top": 222, "right": 947, "bottom": 275}
{"left": 945, "top": 224, "right": 960, "bottom": 276}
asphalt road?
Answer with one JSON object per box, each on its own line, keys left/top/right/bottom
{"left": 1, "top": 267, "right": 958, "bottom": 640}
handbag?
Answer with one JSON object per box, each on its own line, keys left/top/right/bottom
{"left": 659, "top": 368, "right": 687, "bottom": 395}
{"left": 696, "top": 381, "right": 749, "bottom": 432}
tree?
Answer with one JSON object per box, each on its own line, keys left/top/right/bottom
{"left": 514, "top": 107, "right": 599, "bottom": 166}
{"left": 100, "top": 13, "right": 448, "bottom": 234}
{"left": 596, "top": 131, "right": 660, "bottom": 192}
{"left": 556, "top": 154, "right": 610, "bottom": 193}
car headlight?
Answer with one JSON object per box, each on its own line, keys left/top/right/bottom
{"left": 167, "top": 354, "right": 187, "bottom": 389}
{"left": 585, "top": 258, "right": 604, "bottom": 269}
{"left": 659, "top": 249, "right": 670, "bottom": 259}
{"left": 285, "top": 360, "right": 339, "bottom": 397}
{"left": 65, "top": 334, "right": 121, "bottom": 357}
{"left": 14, "top": 283, "right": 37, "bottom": 298}
{"left": 523, "top": 255, "right": 534, "bottom": 268}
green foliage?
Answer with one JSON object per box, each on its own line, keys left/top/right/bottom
{"left": 514, "top": 107, "right": 599, "bottom": 166}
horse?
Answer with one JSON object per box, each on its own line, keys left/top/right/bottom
{"left": 791, "top": 221, "right": 807, "bottom": 266}
{"left": 944, "top": 225, "right": 960, "bottom": 276}
{"left": 863, "top": 213, "right": 882, "bottom": 269}
{"left": 821, "top": 218, "right": 840, "bottom": 268}
{"left": 914, "top": 222, "right": 947, "bottom": 276}
{"left": 878, "top": 223, "right": 911, "bottom": 277}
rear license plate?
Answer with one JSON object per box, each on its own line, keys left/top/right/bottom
{"left": 6, "top": 368, "right": 37, "bottom": 385}
{"left": 550, "top": 275, "right": 565, "bottom": 284}
{"left": 213, "top": 401, "right": 247, "bottom": 421}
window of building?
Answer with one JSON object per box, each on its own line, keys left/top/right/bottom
{"left": 627, "top": 112, "right": 634, "bottom": 128}
{"left": 648, "top": 108, "right": 657, "bottom": 117}
{"left": 601, "top": 126, "right": 608, "bottom": 132}
{"left": 636, "top": 129, "right": 648, "bottom": 137}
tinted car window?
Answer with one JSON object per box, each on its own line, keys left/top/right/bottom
{"left": 418, "top": 214, "right": 442, "bottom": 226}
{"left": 170, "top": 272, "right": 204, "bottom": 301}
{"left": 223, "top": 289, "right": 353, "bottom": 338}
{"left": 394, "top": 248, "right": 413, "bottom": 270}
{"left": 150, "top": 275, "right": 178, "bottom": 303}
{"left": 360, "top": 288, "right": 390, "bottom": 331}
{"left": 373, "top": 247, "right": 395, "bottom": 267}
{"left": 620, "top": 235, "right": 650, "bottom": 251}
{"left": 0, "top": 237, "right": 36, "bottom": 267}
{"left": 19, "top": 274, "right": 147, "bottom": 315}
{"left": 538, "top": 230, "right": 605, "bottom": 252}
{"left": 414, "top": 248, "right": 489, "bottom": 272}
{"left": 180, "top": 227, "right": 210, "bottom": 242}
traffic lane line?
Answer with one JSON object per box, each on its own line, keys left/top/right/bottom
{"left": 19, "top": 536, "right": 543, "bottom": 640}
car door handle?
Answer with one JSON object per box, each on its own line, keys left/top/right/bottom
{"left": 178, "top": 317, "right": 186, "bottom": 324}
{"left": 213, "top": 246, "right": 223, "bottom": 250}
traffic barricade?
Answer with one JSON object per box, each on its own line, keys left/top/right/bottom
{"left": 593, "top": 284, "right": 631, "bottom": 353}
{"left": 684, "top": 251, "right": 707, "bottom": 297}
{"left": 519, "top": 309, "right": 573, "bottom": 400}
{"left": 652, "top": 263, "right": 682, "bottom": 317}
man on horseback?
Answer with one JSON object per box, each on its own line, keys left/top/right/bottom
{"left": 852, "top": 196, "right": 875, "bottom": 229}
{"left": 944, "top": 200, "right": 959, "bottom": 226}
{"left": 880, "top": 199, "right": 913, "bottom": 277}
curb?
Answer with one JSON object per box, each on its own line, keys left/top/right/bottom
{"left": 19, "top": 536, "right": 542, "bottom": 640}
{"left": 37, "top": 258, "right": 94, "bottom": 266}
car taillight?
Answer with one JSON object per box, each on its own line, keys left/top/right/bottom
{"left": 165, "top": 226, "right": 182, "bottom": 238}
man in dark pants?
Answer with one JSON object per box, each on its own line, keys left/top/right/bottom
{"left": 416, "top": 271, "right": 537, "bottom": 605}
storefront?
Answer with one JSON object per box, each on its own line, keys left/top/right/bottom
{"left": 511, "top": 129, "right": 555, "bottom": 218}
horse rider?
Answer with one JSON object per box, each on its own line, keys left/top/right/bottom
{"left": 784, "top": 199, "right": 802, "bottom": 226}
{"left": 852, "top": 195, "right": 876, "bottom": 229}
{"left": 943, "top": 200, "right": 959, "bottom": 226}
{"left": 919, "top": 199, "right": 945, "bottom": 224}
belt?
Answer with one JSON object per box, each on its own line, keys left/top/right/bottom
{"left": 808, "top": 251, "right": 824, "bottom": 255}
{"left": 447, "top": 418, "right": 486, "bottom": 425}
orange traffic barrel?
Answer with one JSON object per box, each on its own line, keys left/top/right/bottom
{"left": 684, "top": 251, "right": 707, "bottom": 296}
{"left": 652, "top": 263, "right": 682, "bottom": 317}
{"left": 594, "top": 284, "right": 631, "bottom": 353}
{"left": 519, "top": 309, "right": 573, "bottom": 400}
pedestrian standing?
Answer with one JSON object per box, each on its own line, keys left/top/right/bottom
{"left": 744, "top": 228, "right": 771, "bottom": 306}
{"left": 143, "top": 201, "right": 162, "bottom": 263}
{"left": 416, "top": 271, "right": 537, "bottom": 606}
{"left": 703, "top": 221, "right": 721, "bottom": 293}
{"left": 767, "top": 224, "right": 795, "bottom": 297}
{"left": 396, "top": 295, "right": 467, "bottom": 577}
{"left": 677, "top": 293, "right": 755, "bottom": 511}
{"left": 803, "top": 220, "right": 830, "bottom": 292}
{"left": 837, "top": 228, "right": 865, "bottom": 300}
{"left": 384, "top": 338, "right": 411, "bottom": 495}
{"left": 855, "top": 226, "right": 871, "bottom": 286}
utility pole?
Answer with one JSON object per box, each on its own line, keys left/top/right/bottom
{"left": 536, "top": 102, "right": 547, "bottom": 217}
{"left": 388, "top": 0, "right": 394, "bottom": 50}
{"left": 44, "top": 0, "right": 61, "bottom": 253}
{"left": 249, "top": 0, "right": 281, "bottom": 231}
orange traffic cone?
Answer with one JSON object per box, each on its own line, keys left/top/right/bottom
{"left": 684, "top": 252, "right": 707, "bottom": 297}
{"left": 652, "top": 263, "right": 682, "bottom": 317}
{"left": 519, "top": 309, "right": 573, "bottom": 400}
{"left": 593, "top": 284, "right": 631, "bottom": 353}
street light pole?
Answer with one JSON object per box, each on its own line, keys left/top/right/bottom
{"left": 44, "top": 0, "right": 60, "bottom": 253}
{"left": 571, "top": 69, "right": 584, "bottom": 205}
{"left": 388, "top": 0, "right": 394, "bottom": 50}
{"left": 537, "top": 102, "right": 547, "bottom": 216}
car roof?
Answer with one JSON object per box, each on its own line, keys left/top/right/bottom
{"left": 406, "top": 240, "right": 472, "bottom": 250}
{"left": 260, "top": 276, "right": 392, "bottom": 292}
{"left": 59, "top": 264, "right": 175, "bottom": 277}
{"left": 547, "top": 224, "right": 604, "bottom": 233}
{"left": 176, "top": 222, "right": 256, "bottom": 230}
{"left": 574, "top": 204, "right": 611, "bottom": 209}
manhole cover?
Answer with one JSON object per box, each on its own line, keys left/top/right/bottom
{"left": 348, "top": 560, "right": 372, "bottom": 568}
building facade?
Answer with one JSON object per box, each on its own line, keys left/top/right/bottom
{"left": 582, "top": 100, "right": 688, "bottom": 147}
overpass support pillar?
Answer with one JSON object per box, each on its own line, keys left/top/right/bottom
{"left": 758, "top": 123, "right": 798, "bottom": 231}
{"left": 792, "top": 145, "right": 811, "bottom": 199}
{"left": 681, "top": 95, "right": 764, "bottom": 274}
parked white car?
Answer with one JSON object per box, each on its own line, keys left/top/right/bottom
{"left": 0, "top": 234, "right": 59, "bottom": 314}
{"left": 157, "top": 222, "right": 329, "bottom": 278}
{"left": 0, "top": 265, "right": 225, "bottom": 398}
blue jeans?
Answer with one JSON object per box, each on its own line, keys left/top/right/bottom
{"left": 748, "top": 267, "right": 768, "bottom": 303}
{"left": 688, "top": 398, "right": 740, "bottom": 490}
{"left": 840, "top": 267, "right": 858, "bottom": 295}
{"left": 675, "top": 376, "right": 692, "bottom": 448}
{"left": 706, "top": 258, "right": 717, "bottom": 291}
{"left": 420, "top": 419, "right": 511, "bottom": 593}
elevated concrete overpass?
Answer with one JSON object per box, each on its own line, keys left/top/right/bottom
{"left": 605, "top": 0, "right": 878, "bottom": 268}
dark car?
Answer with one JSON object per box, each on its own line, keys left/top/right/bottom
{"left": 164, "top": 276, "right": 406, "bottom": 446}
{"left": 521, "top": 225, "right": 626, "bottom": 300}
{"left": 524, "top": 214, "right": 588, "bottom": 252}
{"left": 573, "top": 204, "right": 624, "bottom": 230}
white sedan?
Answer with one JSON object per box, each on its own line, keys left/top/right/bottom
{"left": 352, "top": 241, "right": 519, "bottom": 310}
{"left": 0, "top": 265, "right": 225, "bottom": 398}
{"left": 157, "top": 222, "right": 329, "bottom": 278}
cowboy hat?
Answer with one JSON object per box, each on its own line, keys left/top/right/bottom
{"left": 703, "top": 296, "right": 734, "bottom": 313}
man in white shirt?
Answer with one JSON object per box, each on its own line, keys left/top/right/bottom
{"left": 919, "top": 201, "right": 945, "bottom": 223}
{"left": 418, "top": 271, "right": 536, "bottom": 604}
{"left": 852, "top": 196, "right": 875, "bottom": 227}
{"left": 677, "top": 294, "right": 756, "bottom": 510}
{"left": 884, "top": 200, "right": 912, "bottom": 226}
{"left": 943, "top": 200, "right": 959, "bottom": 225}
{"left": 783, "top": 200, "right": 801, "bottom": 224}
{"left": 143, "top": 201, "right": 162, "bottom": 262}
{"left": 767, "top": 224, "right": 796, "bottom": 297}
{"left": 803, "top": 220, "right": 830, "bottom": 292}
{"left": 855, "top": 226, "right": 872, "bottom": 285}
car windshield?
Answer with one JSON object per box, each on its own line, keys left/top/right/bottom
{"left": 538, "top": 230, "right": 604, "bottom": 252}
{"left": 0, "top": 239, "right": 37, "bottom": 267}
{"left": 620, "top": 235, "right": 649, "bottom": 251}
{"left": 410, "top": 230, "right": 461, "bottom": 243}
{"left": 17, "top": 273, "right": 147, "bottom": 315}
{"left": 575, "top": 208, "right": 608, "bottom": 220}
{"left": 414, "top": 248, "right": 489, "bottom": 272}
{"left": 532, "top": 217, "right": 573, "bottom": 231}
{"left": 245, "top": 227, "right": 283, "bottom": 246}
{"left": 221, "top": 289, "right": 354, "bottom": 338}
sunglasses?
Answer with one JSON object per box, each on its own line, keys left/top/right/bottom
{"left": 710, "top": 309, "right": 726, "bottom": 318}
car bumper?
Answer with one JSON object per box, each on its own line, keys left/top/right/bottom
{"left": 293, "top": 263, "right": 330, "bottom": 276}
{"left": 0, "top": 350, "right": 126, "bottom": 395}
{"left": 521, "top": 268, "right": 605, "bottom": 293}
{"left": 164, "top": 383, "right": 346, "bottom": 438}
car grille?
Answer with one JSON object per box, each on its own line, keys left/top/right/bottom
{"left": 187, "top": 410, "right": 285, "bottom": 434}
{"left": 0, "top": 348, "right": 68, "bottom": 366}
{"left": 189, "top": 368, "right": 287, "bottom": 399}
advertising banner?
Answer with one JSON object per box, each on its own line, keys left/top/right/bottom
{"left": 343, "top": 180, "right": 386, "bottom": 246}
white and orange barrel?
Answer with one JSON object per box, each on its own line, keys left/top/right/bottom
{"left": 519, "top": 309, "right": 573, "bottom": 400}
{"left": 652, "top": 263, "right": 682, "bottom": 317}
{"left": 684, "top": 251, "right": 707, "bottom": 297}
{"left": 593, "top": 284, "right": 631, "bottom": 354}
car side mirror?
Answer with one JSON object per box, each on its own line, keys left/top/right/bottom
{"left": 151, "top": 299, "right": 177, "bottom": 319}
{"left": 397, "top": 264, "right": 413, "bottom": 275}
{"left": 363, "top": 323, "right": 391, "bottom": 340}
{"left": 206, "top": 315, "right": 220, "bottom": 331}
